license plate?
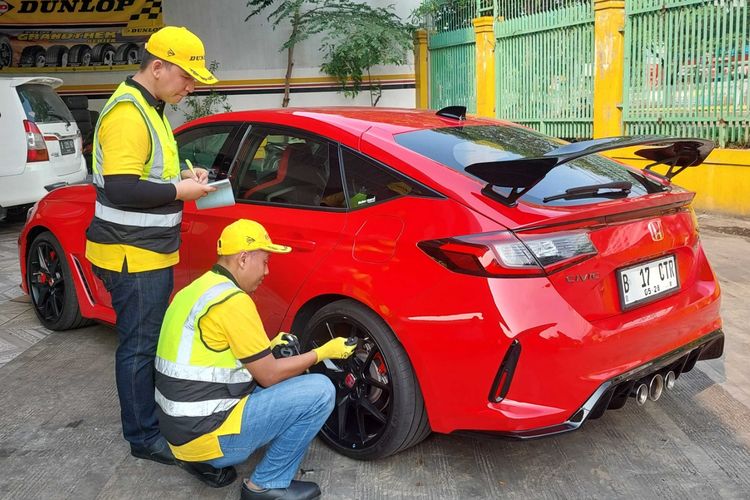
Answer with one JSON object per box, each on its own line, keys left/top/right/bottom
{"left": 617, "top": 255, "right": 680, "bottom": 310}
{"left": 60, "top": 139, "right": 75, "bottom": 155}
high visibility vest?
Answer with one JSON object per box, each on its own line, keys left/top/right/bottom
{"left": 86, "top": 81, "right": 183, "bottom": 254}
{"left": 155, "top": 271, "right": 256, "bottom": 446}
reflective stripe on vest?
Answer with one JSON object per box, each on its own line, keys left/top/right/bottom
{"left": 155, "top": 356, "right": 253, "bottom": 385}
{"left": 155, "top": 388, "right": 240, "bottom": 418}
{"left": 175, "top": 281, "right": 238, "bottom": 365}
{"left": 94, "top": 203, "right": 182, "bottom": 228}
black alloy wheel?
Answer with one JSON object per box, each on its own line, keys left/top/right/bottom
{"left": 27, "top": 232, "right": 90, "bottom": 331}
{"left": 302, "top": 299, "right": 430, "bottom": 460}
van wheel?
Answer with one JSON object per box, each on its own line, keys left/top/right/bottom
{"left": 68, "top": 44, "right": 91, "bottom": 66}
{"left": 27, "top": 232, "right": 91, "bottom": 331}
{"left": 0, "top": 35, "right": 12, "bottom": 68}
{"left": 301, "top": 299, "right": 431, "bottom": 460}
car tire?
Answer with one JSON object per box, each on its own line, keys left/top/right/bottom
{"left": 46, "top": 45, "right": 69, "bottom": 67}
{"left": 68, "top": 44, "right": 91, "bottom": 66}
{"left": 301, "top": 299, "right": 431, "bottom": 460}
{"left": 27, "top": 232, "right": 91, "bottom": 331}
{"left": 91, "top": 43, "right": 115, "bottom": 65}
{"left": 20, "top": 45, "right": 46, "bottom": 67}
{"left": 0, "top": 35, "right": 12, "bottom": 68}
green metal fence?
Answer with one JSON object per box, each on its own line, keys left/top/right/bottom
{"left": 427, "top": 2, "right": 477, "bottom": 113}
{"left": 495, "top": 0, "right": 594, "bottom": 140}
{"left": 624, "top": 0, "right": 750, "bottom": 147}
{"left": 429, "top": 29, "right": 476, "bottom": 113}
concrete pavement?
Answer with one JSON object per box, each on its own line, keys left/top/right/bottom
{"left": 1, "top": 212, "right": 749, "bottom": 499}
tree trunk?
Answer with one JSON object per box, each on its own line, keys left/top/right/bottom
{"left": 282, "top": 12, "right": 300, "bottom": 108}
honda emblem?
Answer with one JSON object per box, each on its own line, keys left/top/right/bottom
{"left": 648, "top": 220, "right": 664, "bottom": 241}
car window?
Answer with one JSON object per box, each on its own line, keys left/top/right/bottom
{"left": 176, "top": 124, "right": 240, "bottom": 181}
{"left": 233, "top": 128, "right": 342, "bottom": 208}
{"left": 16, "top": 84, "right": 74, "bottom": 124}
{"left": 340, "top": 147, "right": 433, "bottom": 210}
{"left": 394, "top": 125, "right": 663, "bottom": 206}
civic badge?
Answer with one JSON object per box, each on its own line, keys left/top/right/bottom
{"left": 648, "top": 220, "right": 664, "bottom": 241}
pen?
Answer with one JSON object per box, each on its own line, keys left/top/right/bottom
{"left": 185, "top": 159, "right": 197, "bottom": 179}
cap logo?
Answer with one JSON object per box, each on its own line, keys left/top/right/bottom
{"left": 190, "top": 55, "right": 204, "bottom": 61}
{"left": 167, "top": 48, "right": 175, "bottom": 56}
{"left": 246, "top": 236, "right": 256, "bottom": 245}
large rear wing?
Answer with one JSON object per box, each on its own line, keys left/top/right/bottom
{"left": 464, "top": 136, "right": 715, "bottom": 206}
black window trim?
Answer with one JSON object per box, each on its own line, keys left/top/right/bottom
{"left": 338, "top": 144, "right": 444, "bottom": 211}
{"left": 175, "top": 121, "right": 248, "bottom": 182}
{"left": 229, "top": 122, "right": 348, "bottom": 212}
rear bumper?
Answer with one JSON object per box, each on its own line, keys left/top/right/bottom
{"left": 459, "top": 328, "right": 724, "bottom": 440}
{"left": 395, "top": 247, "right": 722, "bottom": 435}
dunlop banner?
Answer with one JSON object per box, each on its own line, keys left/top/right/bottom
{"left": 0, "top": 0, "right": 163, "bottom": 73}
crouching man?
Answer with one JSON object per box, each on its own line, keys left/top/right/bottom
{"left": 154, "top": 219, "right": 355, "bottom": 500}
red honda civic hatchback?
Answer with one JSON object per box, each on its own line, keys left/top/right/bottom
{"left": 18, "top": 106, "right": 724, "bottom": 460}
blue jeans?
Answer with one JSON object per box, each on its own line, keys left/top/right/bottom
{"left": 93, "top": 263, "right": 174, "bottom": 449}
{"left": 208, "top": 374, "right": 335, "bottom": 489}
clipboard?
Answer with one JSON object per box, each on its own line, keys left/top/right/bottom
{"left": 195, "top": 178, "right": 235, "bottom": 210}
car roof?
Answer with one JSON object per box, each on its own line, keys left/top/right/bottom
{"left": 0, "top": 76, "right": 63, "bottom": 88}
{"left": 190, "top": 107, "right": 505, "bottom": 136}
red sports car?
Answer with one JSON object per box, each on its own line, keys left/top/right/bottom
{"left": 18, "top": 106, "right": 724, "bottom": 460}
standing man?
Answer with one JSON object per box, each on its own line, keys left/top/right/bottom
{"left": 86, "top": 26, "right": 217, "bottom": 465}
{"left": 156, "top": 219, "right": 354, "bottom": 499}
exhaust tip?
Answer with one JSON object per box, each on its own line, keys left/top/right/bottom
{"left": 635, "top": 383, "right": 649, "bottom": 405}
{"left": 665, "top": 371, "right": 676, "bottom": 390}
{"left": 648, "top": 374, "right": 664, "bottom": 401}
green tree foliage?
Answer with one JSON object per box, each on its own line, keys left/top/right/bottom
{"left": 246, "top": 0, "right": 411, "bottom": 107}
{"left": 173, "top": 61, "right": 231, "bottom": 122}
{"left": 320, "top": 9, "right": 412, "bottom": 106}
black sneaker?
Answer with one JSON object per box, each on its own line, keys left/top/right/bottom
{"left": 130, "top": 437, "right": 175, "bottom": 465}
{"left": 240, "top": 480, "right": 321, "bottom": 500}
{"left": 175, "top": 459, "right": 237, "bottom": 488}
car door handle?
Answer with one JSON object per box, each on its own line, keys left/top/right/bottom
{"left": 180, "top": 221, "right": 193, "bottom": 233}
{"left": 278, "top": 239, "right": 316, "bottom": 251}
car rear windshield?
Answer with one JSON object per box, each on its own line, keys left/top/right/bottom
{"left": 394, "top": 125, "right": 664, "bottom": 206}
{"left": 16, "top": 84, "right": 74, "bottom": 125}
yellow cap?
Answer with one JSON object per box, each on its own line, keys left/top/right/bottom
{"left": 217, "top": 219, "right": 291, "bottom": 256}
{"left": 145, "top": 26, "right": 218, "bottom": 84}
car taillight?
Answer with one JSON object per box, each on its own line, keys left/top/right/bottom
{"left": 24, "top": 120, "right": 49, "bottom": 162}
{"left": 418, "top": 230, "right": 597, "bottom": 277}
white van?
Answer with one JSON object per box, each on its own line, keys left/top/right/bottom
{"left": 0, "top": 76, "right": 88, "bottom": 220}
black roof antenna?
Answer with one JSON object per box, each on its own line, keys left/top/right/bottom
{"left": 436, "top": 106, "right": 466, "bottom": 120}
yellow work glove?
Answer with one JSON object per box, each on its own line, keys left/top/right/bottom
{"left": 313, "top": 337, "right": 356, "bottom": 363}
{"left": 269, "top": 332, "right": 290, "bottom": 349}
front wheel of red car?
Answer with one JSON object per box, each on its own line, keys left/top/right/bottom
{"left": 302, "top": 299, "right": 431, "bottom": 460}
{"left": 27, "top": 232, "right": 90, "bottom": 331}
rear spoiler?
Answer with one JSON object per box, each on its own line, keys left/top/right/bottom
{"left": 464, "top": 136, "right": 714, "bottom": 206}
